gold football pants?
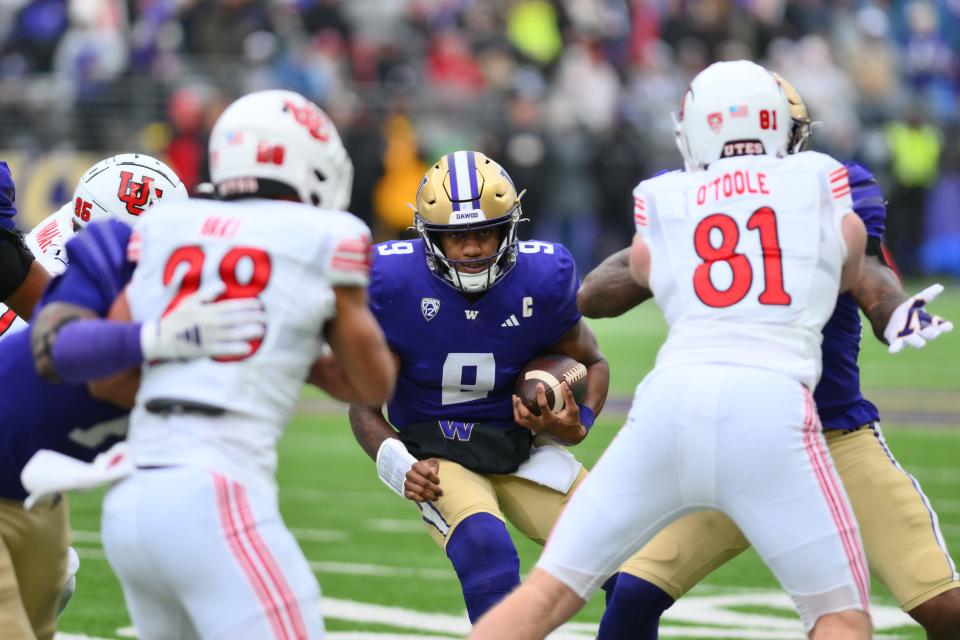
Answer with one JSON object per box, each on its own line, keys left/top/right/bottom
{"left": 418, "top": 458, "right": 588, "bottom": 548}
{"left": 619, "top": 423, "right": 959, "bottom": 611}
{"left": 0, "top": 495, "right": 69, "bottom": 640}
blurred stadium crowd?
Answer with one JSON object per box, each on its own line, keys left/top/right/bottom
{"left": 0, "top": 0, "right": 958, "bottom": 275}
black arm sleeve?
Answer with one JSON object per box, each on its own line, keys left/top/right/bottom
{"left": 864, "top": 236, "right": 889, "bottom": 266}
{"left": 0, "top": 225, "right": 34, "bottom": 300}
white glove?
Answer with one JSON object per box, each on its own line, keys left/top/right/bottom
{"left": 883, "top": 283, "right": 954, "bottom": 354}
{"left": 141, "top": 295, "right": 267, "bottom": 361}
{"left": 376, "top": 438, "right": 418, "bottom": 497}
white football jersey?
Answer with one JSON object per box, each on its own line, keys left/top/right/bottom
{"left": 634, "top": 151, "right": 854, "bottom": 388}
{"left": 125, "top": 198, "right": 371, "bottom": 483}
{"left": 0, "top": 204, "right": 75, "bottom": 340}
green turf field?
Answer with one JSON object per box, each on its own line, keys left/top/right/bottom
{"left": 59, "top": 281, "right": 960, "bottom": 639}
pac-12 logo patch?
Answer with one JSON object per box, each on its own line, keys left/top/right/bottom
{"left": 421, "top": 297, "right": 440, "bottom": 321}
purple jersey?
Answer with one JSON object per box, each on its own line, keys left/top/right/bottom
{"left": 0, "top": 161, "right": 16, "bottom": 231}
{"left": 370, "top": 239, "right": 581, "bottom": 430}
{"left": 0, "top": 220, "right": 133, "bottom": 500}
{"left": 815, "top": 162, "right": 885, "bottom": 430}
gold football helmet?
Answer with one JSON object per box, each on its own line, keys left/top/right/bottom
{"left": 774, "top": 73, "right": 814, "bottom": 153}
{"left": 414, "top": 151, "right": 522, "bottom": 292}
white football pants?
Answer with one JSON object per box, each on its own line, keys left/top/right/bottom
{"left": 538, "top": 363, "right": 870, "bottom": 632}
{"left": 102, "top": 466, "right": 324, "bottom": 639}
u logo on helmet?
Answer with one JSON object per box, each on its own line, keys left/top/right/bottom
{"left": 283, "top": 99, "right": 330, "bottom": 141}
{"left": 117, "top": 171, "right": 163, "bottom": 217}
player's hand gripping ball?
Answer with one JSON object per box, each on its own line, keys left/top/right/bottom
{"left": 515, "top": 354, "right": 588, "bottom": 416}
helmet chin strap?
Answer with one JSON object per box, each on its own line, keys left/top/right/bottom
{"left": 673, "top": 112, "right": 701, "bottom": 171}
{"left": 448, "top": 264, "right": 500, "bottom": 292}
{"left": 420, "top": 211, "right": 520, "bottom": 293}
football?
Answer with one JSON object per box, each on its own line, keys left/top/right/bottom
{"left": 515, "top": 354, "right": 588, "bottom": 416}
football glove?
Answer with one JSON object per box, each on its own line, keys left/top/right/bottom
{"left": 141, "top": 295, "right": 267, "bottom": 361}
{"left": 376, "top": 438, "right": 418, "bottom": 497}
{"left": 883, "top": 283, "right": 954, "bottom": 354}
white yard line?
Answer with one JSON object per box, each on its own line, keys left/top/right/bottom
{"left": 932, "top": 499, "right": 960, "bottom": 513}
{"left": 74, "top": 527, "right": 349, "bottom": 545}
{"left": 281, "top": 487, "right": 396, "bottom": 503}
{"left": 311, "top": 561, "right": 453, "bottom": 580}
{"left": 73, "top": 546, "right": 453, "bottom": 581}
{"left": 69, "top": 530, "right": 102, "bottom": 543}
{"left": 904, "top": 466, "right": 960, "bottom": 483}
{"left": 323, "top": 599, "right": 469, "bottom": 635}
{"left": 366, "top": 518, "right": 427, "bottom": 533}
{"left": 73, "top": 547, "right": 106, "bottom": 560}
{"left": 56, "top": 592, "right": 916, "bottom": 640}
{"left": 290, "top": 527, "right": 351, "bottom": 543}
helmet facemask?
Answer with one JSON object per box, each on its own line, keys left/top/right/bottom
{"left": 773, "top": 73, "right": 816, "bottom": 154}
{"left": 417, "top": 204, "right": 522, "bottom": 292}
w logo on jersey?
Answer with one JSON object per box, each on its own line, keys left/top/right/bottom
{"left": 421, "top": 297, "right": 440, "bottom": 321}
{"left": 438, "top": 420, "right": 476, "bottom": 441}
{"left": 117, "top": 171, "right": 163, "bottom": 217}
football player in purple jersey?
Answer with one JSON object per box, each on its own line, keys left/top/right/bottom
{"left": 348, "top": 150, "right": 618, "bottom": 623}
{"left": 577, "top": 77, "right": 959, "bottom": 640}
{"left": 0, "top": 161, "right": 50, "bottom": 323}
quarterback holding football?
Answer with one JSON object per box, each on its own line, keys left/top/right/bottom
{"left": 348, "top": 150, "right": 615, "bottom": 623}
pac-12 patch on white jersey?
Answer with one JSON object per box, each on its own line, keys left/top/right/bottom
{"left": 634, "top": 151, "right": 854, "bottom": 388}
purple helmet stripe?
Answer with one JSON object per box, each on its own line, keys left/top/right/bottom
{"left": 466, "top": 152, "right": 480, "bottom": 211}
{"left": 446, "top": 153, "right": 461, "bottom": 212}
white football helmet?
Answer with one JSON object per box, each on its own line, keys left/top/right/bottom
{"left": 72, "top": 154, "right": 188, "bottom": 229}
{"left": 675, "top": 60, "right": 791, "bottom": 170}
{"left": 208, "top": 89, "right": 353, "bottom": 210}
